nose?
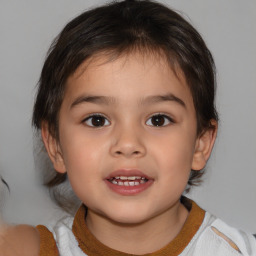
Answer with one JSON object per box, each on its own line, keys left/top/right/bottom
{"left": 110, "top": 126, "right": 146, "bottom": 158}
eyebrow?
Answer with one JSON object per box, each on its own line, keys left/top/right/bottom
{"left": 142, "top": 94, "right": 186, "bottom": 108}
{"left": 70, "top": 95, "right": 116, "bottom": 109}
{"left": 70, "top": 93, "right": 186, "bottom": 109}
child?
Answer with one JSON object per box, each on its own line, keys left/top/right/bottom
{"left": 2, "top": 0, "right": 256, "bottom": 255}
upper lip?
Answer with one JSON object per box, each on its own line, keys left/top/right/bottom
{"left": 105, "top": 169, "right": 152, "bottom": 180}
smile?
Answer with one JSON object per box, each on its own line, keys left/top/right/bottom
{"left": 105, "top": 170, "right": 153, "bottom": 195}
{"left": 108, "top": 176, "right": 148, "bottom": 186}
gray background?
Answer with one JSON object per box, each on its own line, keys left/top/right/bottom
{"left": 0, "top": 0, "right": 255, "bottom": 233}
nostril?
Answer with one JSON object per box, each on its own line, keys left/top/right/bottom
{"left": 114, "top": 150, "right": 140, "bottom": 156}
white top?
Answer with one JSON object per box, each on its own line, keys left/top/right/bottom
{"left": 44, "top": 206, "right": 256, "bottom": 256}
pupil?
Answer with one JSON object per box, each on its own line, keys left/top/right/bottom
{"left": 152, "top": 115, "right": 164, "bottom": 126}
{"left": 92, "top": 116, "right": 105, "bottom": 126}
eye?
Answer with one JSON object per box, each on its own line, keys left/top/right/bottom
{"left": 83, "top": 114, "right": 110, "bottom": 127}
{"left": 146, "top": 114, "right": 173, "bottom": 127}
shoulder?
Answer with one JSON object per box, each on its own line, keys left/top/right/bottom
{"left": 0, "top": 224, "right": 40, "bottom": 256}
{"left": 192, "top": 213, "right": 256, "bottom": 255}
{"left": 210, "top": 218, "right": 256, "bottom": 254}
{"left": 36, "top": 215, "right": 75, "bottom": 256}
{"left": 38, "top": 215, "right": 85, "bottom": 256}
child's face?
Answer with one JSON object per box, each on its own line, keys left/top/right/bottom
{"left": 44, "top": 52, "right": 214, "bottom": 225}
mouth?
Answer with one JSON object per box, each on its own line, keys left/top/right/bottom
{"left": 107, "top": 176, "right": 148, "bottom": 186}
{"left": 105, "top": 170, "right": 153, "bottom": 195}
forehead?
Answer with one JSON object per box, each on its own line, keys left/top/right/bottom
{"left": 64, "top": 51, "right": 194, "bottom": 109}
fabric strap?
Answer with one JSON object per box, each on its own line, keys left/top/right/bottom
{"left": 37, "top": 225, "right": 59, "bottom": 256}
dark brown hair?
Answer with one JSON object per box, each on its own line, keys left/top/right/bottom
{"left": 33, "top": 0, "right": 218, "bottom": 208}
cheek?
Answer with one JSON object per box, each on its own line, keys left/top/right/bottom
{"left": 64, "top": 145, "right": 101, "bottom": 203}
{"left": 60, "top": 133, "right": 109, "bottom": 180}
{"left": 155, "top": 134, "right": 195, "bottom": 164}
{"left": 150, "top": 131, "right": 196, "bottom": 183}
{"left": 62, "top": 143, "right": 102, "bottom": 175}
{"left": 60, "top": 127, "right": 106, "bottom": 164}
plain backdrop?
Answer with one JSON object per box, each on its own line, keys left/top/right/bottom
{"left": 0, "top": 0, "right": 255, "bottom": 233}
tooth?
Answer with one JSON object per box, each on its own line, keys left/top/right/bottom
{"left": 120, "top": 176, "right": 128, "bottom": 180}
{"left": 128, "top": 176, "right": 136, "bottom": 180}
{"left": 140, "top": 179, "right": 146, "bottom": 184}
{"left": 135, "top": 182, "right": 140, "bottom": 186}
{"left": 112, "top": 180, "right": 118, "bottom": 184}
{"left": 129, "top": 182, "right": 135, "bottom": 186}
{"left": 118, "top": 181, "right": 124, "bottom": 186}
{"left": 135, "top": 176, "right": 141, "bottom": 179}
{"left": 124, "top": 181, "right": 129, "bottom": 186}
{"left": 141, "top": 177, "right": 145, "bottom": 180}
{"left": 115, "top": 176, "right": 120, "bottom": 179}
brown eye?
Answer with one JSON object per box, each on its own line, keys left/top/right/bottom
{"left": 146, "top": 114, "right": 173, "bottom": 127}
{"left": 84, "top": 115, "right": 110, "bottom": 127}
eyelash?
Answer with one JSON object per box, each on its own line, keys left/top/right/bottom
{"left": 146, "top": 113, "right": 174, "bottom": 127}
{"left": 82, "top": 113, "right": 174, "bottom": 128}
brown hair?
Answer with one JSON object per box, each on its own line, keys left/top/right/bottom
{"left": 33, "top": 0, "right": 218, "bottom": 210}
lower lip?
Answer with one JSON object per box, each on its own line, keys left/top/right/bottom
{"left": 105, "top": 179, "right": 154, "bottom": 196}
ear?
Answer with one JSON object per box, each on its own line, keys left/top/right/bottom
{"left": 192, "top": 120, "right": 218, "bottom": 171}
{"left": 41, "top": 122, "right": 67, "bottom": 174}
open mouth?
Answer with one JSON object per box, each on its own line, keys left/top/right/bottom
{"left": 105, "top": 170, "right": 153, "bottom": 195}
{"left": 108, "top": 176, "right": 148, "bottom": 186}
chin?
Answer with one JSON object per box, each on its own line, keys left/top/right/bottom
{"left": 102, "top": 207, "right": 154, "bottom": 226}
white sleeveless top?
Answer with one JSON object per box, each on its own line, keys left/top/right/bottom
{"left": 39, "top": 201, "right": 256, "bottom": 256}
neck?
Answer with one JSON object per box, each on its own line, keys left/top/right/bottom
{"left": 85, "top": 201, "right": 189, "bottom": 254}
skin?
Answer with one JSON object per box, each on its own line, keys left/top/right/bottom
{"left": 43, "top": 52, "right": 217, "bottom": 254}
{"left": 0, "top": 224, "right": 39, "bottom": 256}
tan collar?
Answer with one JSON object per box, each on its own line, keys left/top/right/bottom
{"left": 72, "top": 198, "right": 205, "bottom": 256}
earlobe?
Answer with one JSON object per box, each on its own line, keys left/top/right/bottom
{"left": 41, "top": 122, "right": 66, "bottom": 174}
{"left": 192, "top": 120, "right": 218, "bottom": 171}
